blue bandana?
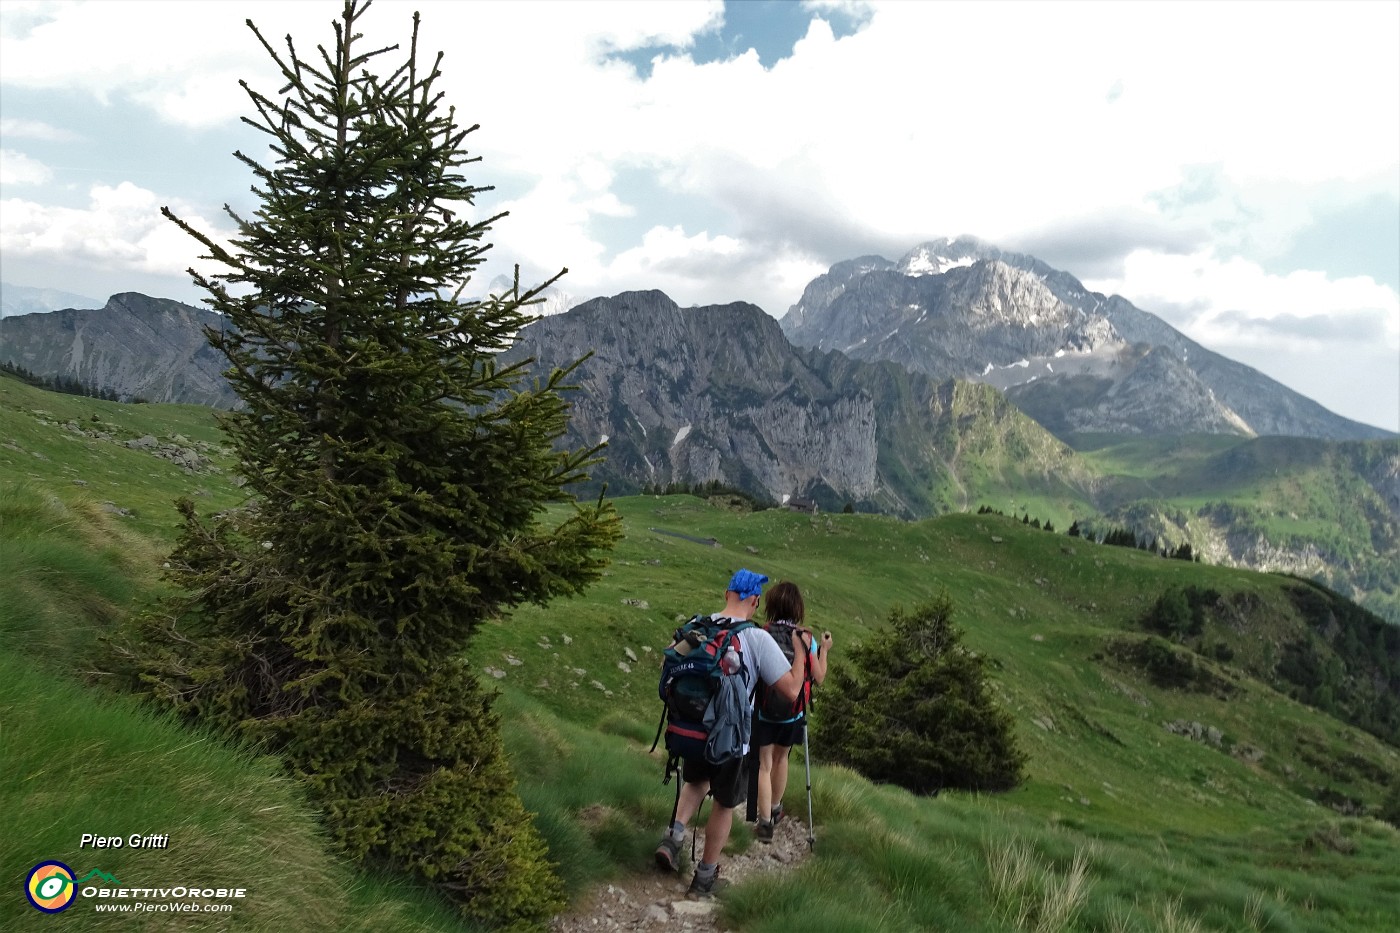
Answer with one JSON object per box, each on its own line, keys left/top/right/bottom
{"left": 726, "top": 568, "right": 768, "bottom": 600}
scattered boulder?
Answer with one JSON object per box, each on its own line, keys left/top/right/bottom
{"left": 1165, "top": 719, "right": 1223, "bottom": 747}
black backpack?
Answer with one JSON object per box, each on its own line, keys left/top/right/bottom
{"left": 756, "top": 621, "right": 812, "bottom": 723}
{"left": 653, "top": 615, "right": 753, "bottom": 764}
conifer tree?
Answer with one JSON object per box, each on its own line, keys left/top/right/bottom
{"left": 821, "top": 594, "right": 1026, "bottom": 794}
{"left": 116, "top": 2, "right": 620, "bottom": 926}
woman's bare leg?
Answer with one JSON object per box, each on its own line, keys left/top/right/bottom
{"left": 756, "top": 744, "right": 776, "bottom": 821}
{"left": 771, "top": 744, "right": 792, "bottom": 814}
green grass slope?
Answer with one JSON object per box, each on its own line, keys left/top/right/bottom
{"left": 0, "top": 372, "right": 244, "bottom": 543}
{"left": 1071, "top": 434, "right": 1400, "bottom": 622}
{"left": 3, "top": 376, "right": 1399, "bottom": 931}
{"left": 0, "top": 655, "right": 467, "bottom": 932}
{"left": 476, "top": 495, "right": 1400, "bottom": 930}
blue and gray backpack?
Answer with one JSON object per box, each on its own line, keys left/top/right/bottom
{"left": 652, "top": 615, "right": 754, "bottom": 766}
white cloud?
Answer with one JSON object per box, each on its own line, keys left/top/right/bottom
{"left": 0, "top": 181, "right": 234, "bottom": 277}
{"left": 1087, "top": 250, "right": 1400, "bottom": 429}
{"left": 589, "top": 225, "right": 824, "bottom": 314}
{"left": 0, "top": 117, "right": 78, "bottom": 141}
{"left": 0, "top": 148, "right": 52, "bottom": 185}
{"left": 612, "top": 224, "right": 742, "bottom": 270}
{"left": 584, "top": 0, "right": 723, "bottom": 51}
{"left": 1091, "top": 250, "right": 1400, "bottom": 345}
{"left": 1, "top": 0, "right": 1394, "bottom": 426}
{"left": 7, "top": 2, "right": 1394, "bottom": 291}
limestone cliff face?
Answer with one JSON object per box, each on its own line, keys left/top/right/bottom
{"left": 1370, "top": 449, "right": 1400, "bottom": 519}
{"left": 0, "top": 293, "right": 237, "bottom": 407}
{"left": 503, "top": 291, "right": 879, "bottom": 503}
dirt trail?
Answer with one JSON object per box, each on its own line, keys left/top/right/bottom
{"left": 549, "top": 817, "right": 814, "bottom": 932}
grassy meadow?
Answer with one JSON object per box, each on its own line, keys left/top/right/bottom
{"left": 3, "top": 371, "right": 1398, "bottom": 932}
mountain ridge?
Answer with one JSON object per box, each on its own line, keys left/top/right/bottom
{"left": 782, "top": 237, "right": 1393, "bottom": 441}
{"left": 0, "top": 293, "right": 237, "bottom": 408}
{"left": 500, "top": 289, "right": 1108, "bottom": 519}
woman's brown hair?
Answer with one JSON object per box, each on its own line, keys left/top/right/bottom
{"left": 763, "top": 581, "right": 805, "bottom": 626}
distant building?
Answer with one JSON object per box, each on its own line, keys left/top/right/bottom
{"left": 786, "top": 496, "right": 818, "bottom": 514}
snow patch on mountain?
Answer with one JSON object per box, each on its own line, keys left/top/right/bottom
{"left": 900, "top": 246, "right": 976, "bottom": 277}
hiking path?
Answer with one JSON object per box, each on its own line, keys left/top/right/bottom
{"left": 549, "top": 816, "right": 814, "bottom": 932}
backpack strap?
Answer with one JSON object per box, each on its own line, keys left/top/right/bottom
{"left": 650, "top": 703, "right": 668, "bottom": 754}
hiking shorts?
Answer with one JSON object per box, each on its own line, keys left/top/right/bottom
{"left": 681, "top": 754, "right": 748, "bottom": 809}
{"left": 754, "top": 717, "right": 806, "bottom": 748}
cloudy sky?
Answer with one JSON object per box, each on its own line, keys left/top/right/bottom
{"left": 2, "top": 0, "right": 1397, "bottom": 430}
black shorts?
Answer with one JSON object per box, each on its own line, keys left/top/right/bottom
{"left": 753, "top": 717, "right": 806, "bottom": 748}
{"left": 682, "top": 754, "right": 748, "bottom": 809}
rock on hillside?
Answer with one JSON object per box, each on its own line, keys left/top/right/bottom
{"left": 1006, "top": 344, "right": 1252, "bottom": 437}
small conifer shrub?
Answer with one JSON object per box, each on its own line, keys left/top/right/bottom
{"left": 821, "top": 594, "right": 1026, "bottom": 794}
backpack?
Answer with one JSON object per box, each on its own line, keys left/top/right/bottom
{"left": 756, "top": 620, "right": 812, "bottom": 723}
{"left": 653, "top": 615, "right": 754, "bottom": 765}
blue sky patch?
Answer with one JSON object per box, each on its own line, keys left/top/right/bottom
{"left": 610, "top": 0, "right": 869, "bottom": 78}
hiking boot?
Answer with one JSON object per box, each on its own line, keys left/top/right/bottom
{"left": 688, "top": 867, "right": 728, "bottom": 899}
{"left": 654, "top": 835, "right": 682, "bottom": 873}
{"left": 770, "top": 803, "right": 785, "bottom": 827}
{"left": 755, "top": 819, "right": 774, "bottom": 843}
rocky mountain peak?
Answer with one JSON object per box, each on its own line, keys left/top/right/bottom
{"left": 945, "top": 260, "right": 1060, "bottom": 325}
{"left": 895, "top": 235, "right": 999, "bottom": 277}
{"left": 780, "top": 240, "right": 1391, "bottom": 442}
{"left": 782, "top": 255, "right": 896, "bottom": 335}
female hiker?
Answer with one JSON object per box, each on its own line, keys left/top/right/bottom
{"left": 752, "top": 581, "right": 831, "bottom": 842}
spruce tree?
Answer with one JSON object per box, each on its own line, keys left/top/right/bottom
{"left": 821, "top": 594, "right": 1026, "bottom": 794}
{"left": 115, "top": 1, "right": 620, "bottom": 926}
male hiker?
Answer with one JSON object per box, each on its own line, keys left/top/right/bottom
{"left": 655, "top": 569, "right": 807, "bottom": 897}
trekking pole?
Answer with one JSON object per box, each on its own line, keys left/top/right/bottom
{"left": 803, "top": 721, "right": 815, "bottom": 851}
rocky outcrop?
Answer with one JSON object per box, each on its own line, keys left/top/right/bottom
{"left": 1007, "top": 344, "right": 1253, "bottom": 436}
